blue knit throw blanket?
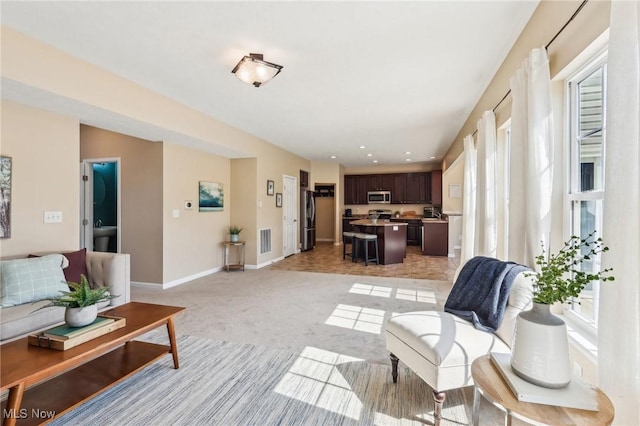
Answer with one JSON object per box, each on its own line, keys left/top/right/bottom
{"left": 444, "top": 256, "right": 530, "bottom": 332}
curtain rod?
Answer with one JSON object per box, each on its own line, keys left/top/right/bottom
{"left": 471, "top": 0, "right": 589, "bottom": 137}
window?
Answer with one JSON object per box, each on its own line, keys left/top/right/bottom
{"left": 566, "top": 52, "right": 607, "bottom": 327}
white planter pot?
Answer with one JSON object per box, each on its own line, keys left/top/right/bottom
{"left": 65, "top": 304, "right": 98, "bottom": 327}
{"left": 230, "top": 234, "right": 239, "bottom": 243}
{"left": 510, "top": 302, "right": 572, "bottom": 388}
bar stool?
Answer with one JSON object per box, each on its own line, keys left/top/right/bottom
{"left": 343, "top": 231, "right": 356, "bottom": 261}
{"left": 354, "top": 233, "right": 379, "bottom": 266}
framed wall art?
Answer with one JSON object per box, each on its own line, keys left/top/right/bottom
{"left": 0, "top": 156, "right": 11, "bottom": 238}
{"left": 276, "top": 193, "right": 283, "bottom": 208}
{"left": 199, "top": 181, "right": 224, "bottom": 212}
{"left": 267, "top": 180, "right": 275, "bottom": 196}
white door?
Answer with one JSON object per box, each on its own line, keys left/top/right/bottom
{"left": 80, "top": 158, "right": 122, "bottom": 253}
{"left": 283, "top": 175, "right": 297, "bottom": 257}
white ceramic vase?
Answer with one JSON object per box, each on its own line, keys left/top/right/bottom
{"left": 65, "top": 304, "right": 98, "bottom": 327}
{"left": 510, "top": 302, "right": 572, "bottom": 388}
{"left": 230, "top": 234, "right": 239, "bottom": 243}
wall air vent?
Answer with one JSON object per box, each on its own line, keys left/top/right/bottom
{"left": 260, "top": 228, "right": 272, "bottom": 254}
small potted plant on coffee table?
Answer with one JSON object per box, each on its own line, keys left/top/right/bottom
{"left": 35, "top": 275, "right": 116, "bottom": 327}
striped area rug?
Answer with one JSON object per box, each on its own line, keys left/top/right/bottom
{"left": 51, "top": 335, "right": 478, "bottom": 426}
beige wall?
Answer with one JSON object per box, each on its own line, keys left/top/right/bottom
{"left": 442, "top": 156, "right": 464, "bottom": 214}
{"left": 254, "top": 145, "right": 309, "bottom": 264}
{"left": 231, "top": 158, "right": 257, "bottom": 265}
{"left": 80, "top": 125, "right": 163, "bottom": 284}
{"left": 442, "top": 0, "right": 611, "bottom": 170}
{"left": 0, "top": 101, "right": 80, "bottom": 256}
{"left": 162, "top": 143, "right": 230, "bottom": 283}
{"left": 344, "top": 161, "right": 438, "bottom": 175}
{"left": 311, "top": 161, "right": 342, "bottom": 243}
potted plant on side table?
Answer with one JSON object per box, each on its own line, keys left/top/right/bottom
{"left": 35, "top": 275, "right": 116, "bottom": 327}
{"left": 228, "top": 225, "right": 243, "bottom": 243}
{"left": 510, "top": 231, "right": 614, "bottom": 388}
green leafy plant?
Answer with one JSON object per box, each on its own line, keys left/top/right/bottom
{"left": 527, "top": 231, "right": 614, "bottom": 305}
{"left": 35, "top": 274, "right": 116, "bottom": 309}
{"left": 228, "top": 225, "right": 243, "bottom": 235}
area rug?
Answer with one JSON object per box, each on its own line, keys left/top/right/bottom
{"left": 50, "top": 334, "right": 480, "bottom": 426}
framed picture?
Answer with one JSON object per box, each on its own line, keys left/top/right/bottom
{"left": 199, "top": 181, "right": 224, "bottom": 212}
{"left": 0, "top": 156, "right": 11, "bottom": 238}
{"left": 267, "top": 180, "right": 275, "bottom": 196}
{"left": 276, "top": 193, "right": 282, "bottom": 208}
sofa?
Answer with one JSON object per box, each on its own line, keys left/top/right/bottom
{"left": 0, "top": 249, "right": 130, "bottom": 342}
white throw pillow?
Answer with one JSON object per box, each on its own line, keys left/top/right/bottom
{"left": 0, "top": 254, "right": 68, "bottom": 307}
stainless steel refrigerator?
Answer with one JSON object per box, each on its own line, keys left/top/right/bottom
{"left": 300, "top": 189, "right": 316, "bottom": 251}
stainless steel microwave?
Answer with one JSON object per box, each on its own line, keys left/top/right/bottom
{"left": 367, "top": 191, "right": 391, "bottom": 204}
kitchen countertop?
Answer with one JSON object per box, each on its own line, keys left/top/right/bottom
{"left": 348, "top": 219, "right": 408, "bottom": 227}
{"left": 421, "top": 218, "right": 448, "bottom": 224}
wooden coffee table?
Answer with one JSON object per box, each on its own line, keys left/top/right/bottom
{"left": 1, "top": 302, "right": 185, "bottom": 426}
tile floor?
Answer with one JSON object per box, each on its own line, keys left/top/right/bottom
{"left": 267, "top": 241, "right": 460, "bottom": 281}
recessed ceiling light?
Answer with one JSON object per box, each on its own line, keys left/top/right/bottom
{"left": 367, "top": 153, "right": 373, "bottom": 157}
{"left": 430, "top": 156, "right": 436, "bottom": 159}
{"left": 372, "top": 160, "right": 379, "bottom": 163}
{"left": 405, "top": 151, "right": 411, "bottom": 155}
{"left": 359, "top": 145, "right": 366, "bottom": 149}
{"left": 405, "top": 159, "right": 412, "bottom": 162}
{"left": 330, "top": 155, "right": 337, "bottom": 159}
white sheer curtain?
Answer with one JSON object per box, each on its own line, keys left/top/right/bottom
{"left": 598, "top": 1, "right": 640, "bottom": 423}
{"left": 460, "top": 134, "right": 477, "bottom": 264}
{"left": 507, "top": 48, "right": 554, "bottom": 267}
{"left": 474, "top": 110, "right": 498, "bottom": 257}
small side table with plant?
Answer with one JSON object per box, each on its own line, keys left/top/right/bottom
{"left": 510, "top": 231, "right": 614, "bottom": 388}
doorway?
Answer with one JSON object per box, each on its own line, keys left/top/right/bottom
{"left": 314, "top": 184, "right": 335, "bottom": 243}
{"left": 283, "top": 175, "right": 297, "bottom": 257}
{"left": 80, "top": 158, "right": 122, "bottom": 253}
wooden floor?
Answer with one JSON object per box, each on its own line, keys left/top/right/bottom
{"left": 267, "top": 241, "right": 460, "bottom": 281}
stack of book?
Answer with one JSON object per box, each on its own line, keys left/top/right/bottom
{"left": 490, "top": 352, "right": 598, "bottom": 411}
{"left": 28, "top": 315, "right": 126, "bottom": 350}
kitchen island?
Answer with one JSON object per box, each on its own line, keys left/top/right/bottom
{"left": 348, "top": 219, "right": 408, "bottom": 265}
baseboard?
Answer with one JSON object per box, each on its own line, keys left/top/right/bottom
{"left": 249, "top": 255, "right": 285, "bottom": 270}
{"left": 131, "top": 266, "right": 222, "bottom": 290}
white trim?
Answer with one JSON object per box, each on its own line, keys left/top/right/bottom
{"left": 248, "top": 255, "right": 285, "bottom": 270}
{"left": 131, "top": 267, "right": 221, "bottom": 289}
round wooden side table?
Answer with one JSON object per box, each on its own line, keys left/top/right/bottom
{"left": 222, "top": 240, "right": 245, "bottom": 271}
{"left": 471, "top": 355, "right": 614, "bottom": 426}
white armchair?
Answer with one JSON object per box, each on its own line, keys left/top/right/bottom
{"left": 384, "top": 261, "right": 533, "bottom": 424}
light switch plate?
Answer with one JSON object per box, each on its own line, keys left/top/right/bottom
{"left": 44, "top": 211, "right": 62, "bottom": 223}
{"left": 172, "top": 209, "right": 180, "bottom": 218}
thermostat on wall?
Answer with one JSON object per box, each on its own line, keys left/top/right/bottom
{"left": 184, "top": 200, "right": 193, "bottom": 210}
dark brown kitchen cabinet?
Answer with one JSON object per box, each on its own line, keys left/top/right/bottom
{"left": 405, "top": 172, "right": 430, "bottom": 203}
{"left": 390, "top": 218, "right": 422, "bottom": 246}
{"left": 343, "top": 218, "right": 355, "bottom": 233}
{"left": 431, "top": 170, "right": 442, "bottom": 205}
{"left": 422, "top": 221, "right": 448, "bottom": 256}
{"left": 391, "top": 174, "right": 406, "bottom": 204}
{"left": 300, "top": 170, "right": 309, "bottom": 188}
{"left": 344, "top": 175, "right": 369, "bottom": 204}
{"left": 368, "top": 174, "right": 392, "bottom": 191}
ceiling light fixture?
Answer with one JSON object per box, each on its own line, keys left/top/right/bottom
{"left": 373, "top": 160, "right": 379, "bottom": 163}
{"left": 231, "top": 53, "right": 283, "bottom": 87}
{"left": 367, "top": 153, "right": 373, "bottom": 157}
{"left": 405, "top": 159, "right": 412, "bottom": 162}
{"left": 405, "top": 151, "right": 411, "bottom": 155}
{"left": 430, "top": 156, "right": 436, "bottom": 159}
{"left": 330, "top": 155, "right": 337, "bottom": 159}
{"left": 359, "top": 145, "right": 366, "bottom": 149}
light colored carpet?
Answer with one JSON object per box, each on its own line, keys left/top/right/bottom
{"left": 131, "top": 270, "right": 454, "bottom": 365}
{"left": 53, "top": 269, "right": 514, "bottom": 425}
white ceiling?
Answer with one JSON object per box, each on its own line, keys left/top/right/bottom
{"left": 1, "top": 1, "right": 538, "bottom": 167}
